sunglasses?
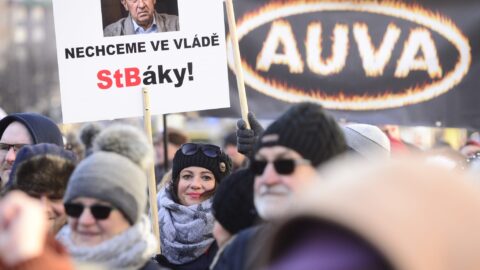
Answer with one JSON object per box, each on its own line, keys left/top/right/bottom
{"left": 180, "top": 143, "right": 222, "bottom": 158}
{"left": 250, "top": 159, "right": 311, "bottom": 175}
{"left": 64, "top": 202, "right": 114, "bottom": 220}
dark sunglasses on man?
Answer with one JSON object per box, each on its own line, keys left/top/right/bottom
{"left": 180, "top": 143, "right": 222, "bottom": 158}
{"left": 250, "top": 159, "right": 311, "bottom": 176}
{"left": 64, "top": 202, "right": 115, "bottom": 220}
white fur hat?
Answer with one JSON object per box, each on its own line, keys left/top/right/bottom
{"left": 342, "top": 123, "right": 390, "bottom": 159}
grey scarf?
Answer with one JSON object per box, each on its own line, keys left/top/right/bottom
{"left": 57, "top": 214, "right": 158, "bottom": 270}
{"left": 157, "top": 186, "right": 215, "bottom": 265}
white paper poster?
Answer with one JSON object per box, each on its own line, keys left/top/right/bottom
{"left": 52, "top": 0, "right": 230, "bottom": 123}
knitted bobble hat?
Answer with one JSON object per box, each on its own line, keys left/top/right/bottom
{"left": 64, "top": 124, "right": 152, "bottom": 224}
{"left": 64, "top": 152, "right": 145, "bottom": 225}
{"left": 254, "top": 102, "right": 347, "bottom": 166}
{"left": 92, "top": 124, "right": 154, "bottom": 171}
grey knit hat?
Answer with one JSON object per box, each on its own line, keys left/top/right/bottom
{"left": 64, "top": 124, "right": 152, "bottom": 224}
{"left": 64, "top": 152, "right": 146, "bottom": 224}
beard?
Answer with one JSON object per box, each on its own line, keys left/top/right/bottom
{"left": 254, "top": 184, "right": 293, "bottom": 221}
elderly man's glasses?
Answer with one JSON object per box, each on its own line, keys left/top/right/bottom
{"left": 250, "top": 159, "right": 311, "bottom": 175}
{"left": 0, "top": 143, "right": 28, "bottom": 157}
{"left": 180, "top": 143, "right": 222, "bottom": 158}
{"left": 64, "top": 203, "right": 114, "bottom": 220}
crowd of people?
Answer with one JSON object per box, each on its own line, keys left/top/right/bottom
{"left": 1, "top": 102, "right": 480, "bottom": 270}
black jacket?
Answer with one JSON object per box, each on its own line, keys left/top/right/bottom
{"left": 141, "top": 259, "right": 170, "bottom": 270}
{"left": 211, "top": 225, "right": 267, "bottom": 270}
{"left": 156, "top": 242, "right": 218, "bottom": 270}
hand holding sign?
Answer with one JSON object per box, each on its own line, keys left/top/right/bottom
{"left": 237, "top": 112, "right": 264, "bottom": 158}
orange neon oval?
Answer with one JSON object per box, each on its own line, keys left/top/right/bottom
{"left": 227, "top": 0, "right": 471, "bottom": 110}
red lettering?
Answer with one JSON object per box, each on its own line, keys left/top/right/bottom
{"left": 125, "top": 67, "right": 141, "bottom": 87}
{"left": 97, "top": 70, "right": 112, "bottom": 90}
{"left": 114, "top": 70, "right": 124, "bottom": 87}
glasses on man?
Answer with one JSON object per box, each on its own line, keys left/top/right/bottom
{"left": 0, "top": 143, "right": 28, "bottom": 158}
{"left": 250, "top": 159, "right": 311, "bottom": 176}
{"left": 180, "top": 143, "right": 222, "bottom": 158}
{"left": 64, "top": 203, "right": 114, "bottom": 220}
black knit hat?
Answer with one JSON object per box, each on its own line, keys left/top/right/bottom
{"left": 212, "top": 169, "right": 258, "bottom": 234}
{"left": 0, "top": 113, "right": 64, "bottom": 147}
{"left": 254, "top": 102, "right": 346, "bottom": 166}
{"left": 223, "top": 132, "right": 237, "bottom": 147}
{"left": 171, "top": 143, "right": 232, "bottom": 200}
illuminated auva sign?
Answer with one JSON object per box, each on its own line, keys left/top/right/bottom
{"left": 227, "top": 1, "right": 471, "bottom": 110}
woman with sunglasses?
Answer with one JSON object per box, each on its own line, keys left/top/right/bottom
{"left": 57, "top": 125, "right": 162, "bottom": 270}
{"left": 156, "top": 143, "right": 232, "bottom": 270}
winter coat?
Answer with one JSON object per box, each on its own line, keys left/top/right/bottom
{"left": 156, "top": 242, "right": 218, "bottom": 270}
{"left": 141, "top": 260, "right": 168, "bottom": 270}
{"left": 211, "top": 225, "right": 268, "bottom": 270}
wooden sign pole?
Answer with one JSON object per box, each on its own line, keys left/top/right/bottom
{"left": 163, "top": 114, "right": 169, "bottom": 172}
{"left": 225, "top": 0, "right": 250, "bottom": 129}
{"left": 142, "top": 88, "right": 161, "bottom": 254}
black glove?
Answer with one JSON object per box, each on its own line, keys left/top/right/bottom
{"left": 236, "top": 112, "right": 264, "bottom": 158}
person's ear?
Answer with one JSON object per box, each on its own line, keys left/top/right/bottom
{"left": 120, "top": 0, "right": 128, "bottom": 11}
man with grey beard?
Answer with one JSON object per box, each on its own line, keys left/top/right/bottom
{"left": 212, "top": 102, "right": 346, "bottom": 270}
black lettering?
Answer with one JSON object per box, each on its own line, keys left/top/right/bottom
{"left": 65, "top": 48, "right": 75, "bottom": 59}
{"left": 75, "top": 47, "right": 85, "bottom": 58}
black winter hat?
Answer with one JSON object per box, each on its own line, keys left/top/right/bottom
{"left": 9, "top": 143, "right": 76, "bottom": 197}
{"left": 254, "top": 102, "right": 346, "bottom": 166}
{"left": 171, "top": 143, "right": 232, "bottom": 199}
{"left": 223, "top": 132, "right": 237, "bottom": 147}
{"left": 0, "top": 113, "right": 64, "bottom": 147}
{"left": 212, "top": 169, "right": 258, "bottom": 234}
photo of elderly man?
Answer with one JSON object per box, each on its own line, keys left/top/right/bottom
{"left": 104, "top": 0, "right": 179, "bottom": 36}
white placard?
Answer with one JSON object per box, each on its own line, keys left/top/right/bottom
{"left": 52, "top": 0, "right": 230, "bottom": 123}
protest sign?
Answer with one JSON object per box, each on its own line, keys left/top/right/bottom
{"left": 52, "top": 0, "right": 230, "bottom": 123}
{"left": 203, "top": 0, "right": 480, "bottom": 129}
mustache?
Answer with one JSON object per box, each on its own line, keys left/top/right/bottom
{"left": 258, "top": 184, "right": 291, "bottom": 196}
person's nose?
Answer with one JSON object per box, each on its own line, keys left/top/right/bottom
{"left": 138, "top": 0, "right": 146, "bottom": 8}
{"left": 190, "top": 176, "right": 202, "bottom": 190}
{"left": 78, "top": 207, "right": 96, "bottom": 225}
{"left": 5, "top": 147, "right": 16, "bottom": 164}
{"left": 260, "top": 162, "right": 282, "bottom": 186}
